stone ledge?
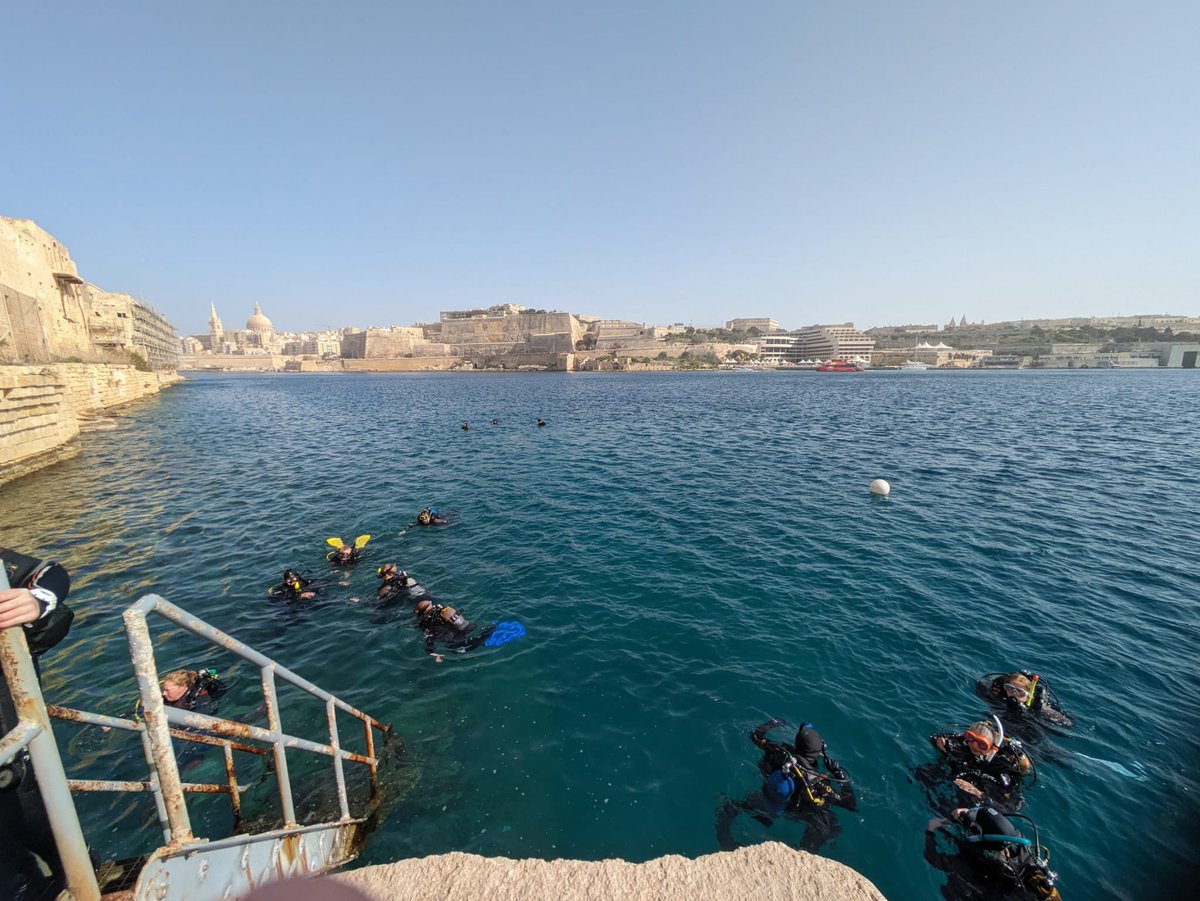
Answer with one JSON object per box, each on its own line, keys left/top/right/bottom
{"left": 334, "top": 842, "right": 887, "bottom": 901}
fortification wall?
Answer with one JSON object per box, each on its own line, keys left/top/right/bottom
{"left": 0, "top": 218, "right": 94, "bottom": 361}
{"left": 333, "top": 842, "right": 887, "bottom": 901}
{"left": 0, "top": 363, "right": 179, "bottom": 487}
{"left": 439, "top": 312, "right": 582, "bottom": 355}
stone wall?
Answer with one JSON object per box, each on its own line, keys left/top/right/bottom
{"left": 0, "top": 366, "right": 81, "bottom": 484}
{"left": 0, "top": 363, "right": 179, "bottom": 487}
{"left": 0, "top": 218, "right": 94, "bottom": 362}
{"left": 439, "top": 311, "right": 583, "bottom": 355}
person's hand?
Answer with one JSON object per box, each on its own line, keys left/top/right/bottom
{"left": 954, "top": 778, "right": 983, "bottom": 799}
{"left": 434, "top": 655, "right": 444, "bottom": 664}
{"left": 932, "top": 736, "right": 947, "bottom": 752}
{"left": 0, "top": 588, "right": 43, "bottom": 629}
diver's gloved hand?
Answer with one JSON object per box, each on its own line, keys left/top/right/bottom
{"left": 825, "top": 758, "right": 847, "bottom": 780}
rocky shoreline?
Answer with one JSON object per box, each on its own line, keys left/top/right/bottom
{"left": 334, "top": 843, "right": 887, "bottom": 901}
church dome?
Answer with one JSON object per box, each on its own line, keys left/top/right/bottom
{"left": 247, "top": 304, "right": 273, "bottom": 331}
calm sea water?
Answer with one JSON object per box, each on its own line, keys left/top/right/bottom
{"left": 3, "top": 370, "right": 1198, "bottom": 900}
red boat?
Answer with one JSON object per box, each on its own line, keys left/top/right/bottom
{"left": 815, "top": 360, "right": 864, "bottom": 372}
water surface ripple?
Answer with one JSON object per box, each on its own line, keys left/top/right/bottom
{"left": 2, "top": 370, "right": 1198, "bottom": 899}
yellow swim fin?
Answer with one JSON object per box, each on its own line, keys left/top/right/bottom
{"left": 326, "top": 537, "right": 345, "bottom": 548}
{"left": 354, "top": 534, "right": 372, "bottom": 549}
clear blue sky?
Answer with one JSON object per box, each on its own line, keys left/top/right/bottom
{"left": 3, "top": 1, "right": 1197, "bottom": 335}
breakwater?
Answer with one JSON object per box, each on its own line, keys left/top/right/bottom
{"left": 0, "top": 363, "right": 180, "bottom": 486}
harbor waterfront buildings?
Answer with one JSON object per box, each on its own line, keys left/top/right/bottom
{"left": 726, "top": 317, "right": 780, "bottom": 333}
{"left": 5, "top": 216, "right": 1196, "bottom": 374}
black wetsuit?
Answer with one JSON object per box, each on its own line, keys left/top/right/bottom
{"left": 924, "top": 808, "right": 1061, "bottom": 900}
{"left": 377, "top": 574, "right": 420, "bottom": 608}
{"left": 929, "top": 733, "right": 1032, "bottom": 807}
{"left": 0, "top": 548, "right": 73, "bottom": 901}
{"left": 981, "top": 675, "right": 1073, "bottom": 729}
{"left": 137, "top": 672, "right": 227, "bottom": 720}
{"left": 718, "top": 720, "right": 856, "bottom": 854}
{"left": 268, "top": 575, "right": 318, "bottom": 600}
{"left": 415, "top": 603, "right": 495, "bottom": 656}
{"left": 327, "top": 548, "right": 362, "bottom": 566}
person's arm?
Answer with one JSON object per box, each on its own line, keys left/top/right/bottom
{"left": 0, "top": 560, "right": 74, "bottom": 656}
{"left": 751, "top": 718, "right": 786, "bottom": 748}
{"left": 821, "top": 752, "right": 857, "bottom": 810}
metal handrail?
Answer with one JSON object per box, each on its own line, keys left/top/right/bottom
{"left": 123, "top": 593, "right": 391, "bottom": 845}
{"left": 1, "top": 582, "right": 393, "bottom": 899}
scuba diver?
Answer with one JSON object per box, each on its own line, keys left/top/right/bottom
{"left": 136, "top": 668, "right": 226, "bottom": 718}
{"left": 461, "top": 421, "right": 470, "bottom": 431}
{"left": 977, "top": 672, "right": 1073, "bottom": 729}
{"left": 267, "top": 569, "right": 319, "bottom": 601}
{"left": 925, "top": 806, "right": 1061, "bottom": 900}
{"left": 929, "top": 718, "right": 1034, "bottom": 808}
{"left": 415, "top": 507, "right": 448, "bottom": 526}
{"left": 536, "top": 417, "right": 546, "bottom": 427}
{"left": 376, "top": 563, "right": 424, "bottom": 607}
{"left": 325, "top": 534, "right": 371, "bottom": 565}
{"left": 413, "top": 598, "right": 496, "bottom": 663}
{"left": 716, "top": 718, "right": 856, "bottom": 854}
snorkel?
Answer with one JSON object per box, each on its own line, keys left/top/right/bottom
{"left": 1025, "top": 674, "right": 1040, "bottom": 708}
{"left": 986, "top": 714, "right": 1004, "bottom": 762}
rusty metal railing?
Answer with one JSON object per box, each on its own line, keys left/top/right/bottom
{"left": 1, "top": 582, "right": 393, "bottom": 900}
{"left": 123, "top": 593, "right": 391, "bottom": 846}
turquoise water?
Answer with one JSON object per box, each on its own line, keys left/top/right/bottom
{"left": 3, "top": 370, "right": 1198, "bottom": 899}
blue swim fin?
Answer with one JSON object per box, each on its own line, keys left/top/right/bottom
{"left": 484, "top": 621, "right": 526, "bottom": 647}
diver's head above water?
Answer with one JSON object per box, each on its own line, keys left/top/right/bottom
{"left": 963, "top": 721, "right": 999, "bottom": 759}
{"left": 794, "top": 722, "right": 826, "bottom": 768}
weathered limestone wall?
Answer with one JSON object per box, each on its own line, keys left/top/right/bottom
{"left": 361, "top": 327, "right": 427, "bottom": 358}
{"left": 0, "top": 218, "right": 94, "bottom": 362}
{"left": 439, "top": 312, "right": 583, "bottom": 355}
{"left": 0, "top": 366, "right": 81, "bottom": 484}
{"left": 334, "top": 842, "right": 888, "bottom": 901}
{"left": 0, "top": 363, "right": 179, "bottom": 487}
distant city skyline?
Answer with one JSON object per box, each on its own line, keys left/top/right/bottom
{"left": 3, "top": 2, "right": 1197, "bottom": 336}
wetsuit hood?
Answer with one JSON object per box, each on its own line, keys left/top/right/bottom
{"left": 794, "top": 723, "right": 825, "bottom": 767}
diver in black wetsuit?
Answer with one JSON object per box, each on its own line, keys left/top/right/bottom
{"left": 928, "top": 719, "right": 1033, "bottom": 808}
{"left": 328, "top": 544, "right": 361, "bottom": 566}
{"left": 376, "top": 563, "right": 423, "bottom": 607}
{"left": 267, "top": 569, "right": 319, "bottom": 600}
{"left": 413, "top": 598, "right": 495, "bottom": 663}
{"left": 716, "top": 718, "right": 856, "bottom": 853}
{"left": 925, "top": 806, "right": 1062, "bottom": 900}
{"left": 415, "top": 507, "right": 448, "bottom": 526}
{"left": 136, "top": 668, "right": 226, "bottom": 719}
{"left": 978, "top": 672, "right": 1073, "bottom": 729}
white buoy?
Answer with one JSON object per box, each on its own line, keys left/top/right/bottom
{"left": 870, "top": 478, "right": 891, "bottom": 496}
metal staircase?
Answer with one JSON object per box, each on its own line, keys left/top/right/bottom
{"left": 1, "top": 582, "right": 394, "bottom": 901}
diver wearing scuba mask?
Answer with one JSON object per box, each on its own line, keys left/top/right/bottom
{"left": 931, "top": 716, "right": 1033, "bottom": 806}
{"left": 267, "top": 569, "right": 318, "bottom": 601}
{"left": 413, "top": 598, "right": 496, "bottom": 663}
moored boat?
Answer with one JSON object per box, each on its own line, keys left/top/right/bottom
{"left": 815, "top": 359, "right": 864, "bottom": 372}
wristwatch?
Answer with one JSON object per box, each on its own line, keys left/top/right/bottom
{"left": 29, "top": 587, "right": 58, "bottom": 617}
